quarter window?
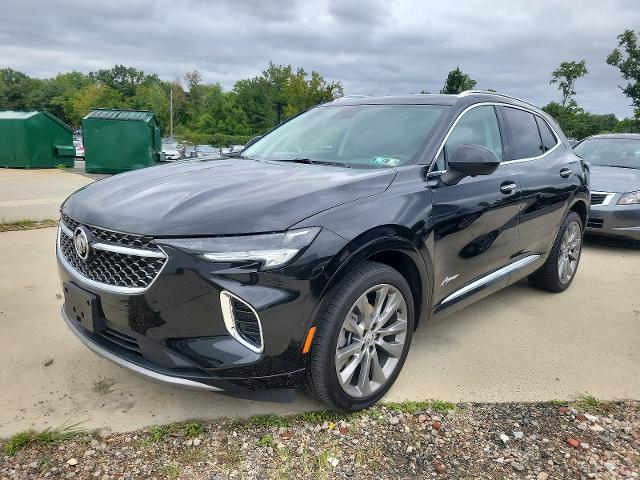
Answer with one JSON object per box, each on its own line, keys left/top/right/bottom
{"left": 503, "top": 107, "right": 544, "bottom": 159}
{"left": 436, "top": 106, "right": 502, "bottom": 170}
{"left": 535, "top": 116, "right": 558, "bottom": 152}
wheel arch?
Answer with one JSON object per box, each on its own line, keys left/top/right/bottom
{"left": 569, "top": 198, "right": 588, "bottom": 228}
{"left": 313, "top": 225, "right": 433, "bottom": 331}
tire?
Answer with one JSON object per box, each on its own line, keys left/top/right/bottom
{"left": 304, "top": 261, "right": 415, "bottom": 410}
{"left": 528, "top": 211, "right": 583, "bottom": 292}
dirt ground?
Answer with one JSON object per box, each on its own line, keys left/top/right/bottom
{"left": 0, "top": 225, "right": 638, "bottom": 439}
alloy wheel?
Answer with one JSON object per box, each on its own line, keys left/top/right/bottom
{"left": 334, "top": 284, "right": 408, "bottom": 398}
{"left": 558, "top": 221, "right": 582, "bottom": 284}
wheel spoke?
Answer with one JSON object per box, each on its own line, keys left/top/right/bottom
{"left": 375, "top": 338, "right": 403, "bottom": 357}
{"left": 371, "top": 286, "right": 389, "bottom": 320}
{"left": 343, "top": 314, "right": 364, "bottom": 338}
{"left": 356, "top": 350, "right": 372, "bottom": 396}
{"left": 370, "top": 348, "right": 386, "bottom": 384}
{"left": 339, "top": 352, "right": 363, "bottom": 385}
{"left": 355, "top": 294, "right": 371, "bottom": 324}
{"left": 373, "top": 292, "right": 401, "bottom": 329}
{"left": 375, "top": 319, "right": 407, "bottom": 337}
{"left": 335, "top": 340, "right": 363, "bottom": 370}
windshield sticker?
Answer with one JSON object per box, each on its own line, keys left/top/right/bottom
{"left": 371, "top": 156, "right": 400, "bottom": 166}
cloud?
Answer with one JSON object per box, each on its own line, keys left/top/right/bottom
{"left": 1, "top": 0, "right": 638, "bottom": 117}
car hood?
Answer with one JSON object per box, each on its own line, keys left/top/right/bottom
{"left": 62, "top": 159, "right": 396, "bottom": 236}
{"left": 589, "top": 165, "right": 640, "bottom": 193}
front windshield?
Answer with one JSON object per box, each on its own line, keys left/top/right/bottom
{"left": 243, "top": 104, "right": 449, "bottom": 168}
{"left": 574, "top": 138, "right": 640, "bottom": 169}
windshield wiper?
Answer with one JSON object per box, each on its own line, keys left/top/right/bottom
{"left": 272, "top": 158, "right": 352, "bottom": 168}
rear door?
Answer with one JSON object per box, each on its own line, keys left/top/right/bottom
{"left": 500, "top": 106, "right": 576, "bottom": 256}
{"left": 429, "top": 105, "right": 521, "bottom": 307}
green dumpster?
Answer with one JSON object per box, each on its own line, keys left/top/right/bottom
{"left": 82, "top": 109, "right": 164, "bottom": 174}
{"left": 0, "top": 111, "right": 75, "bottom": 168}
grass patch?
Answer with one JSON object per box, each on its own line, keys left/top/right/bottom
{"left": 572, "top": 392, "right": 622, "bottom": 415}
{"left": 3, "top": 422, "right": 84, "bottom": 456}
{"left": 181, "top": 422, "right": 203, "bottom": 438}
{"left": 145, "top": 421, "right": 204, "bottom": 443}
{"left": 158, "top": 462, "right": 181, "bottom": 478}
{"left": 244, "top": 414, "right": 291, "bottom": 429}
{"left": 55, "top": 163, "right": 69, "bottom": 170}
{"left": 0, "top": 218, "right": 58, "bottom": 232}
{"left": 257, "top": 434, "right": 274, "bottom": 447}
{"left": 297, "top": 410, "right": 358, "bottom": 424}
{"left": 384, "top": 399, "right": 456, "bottom": 414}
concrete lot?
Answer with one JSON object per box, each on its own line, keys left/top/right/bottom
{"left": 0, "top": 225, "right": 638, "bottom": 438}
{"left": 0, "top": 167, "right": 94, "bottom": 222}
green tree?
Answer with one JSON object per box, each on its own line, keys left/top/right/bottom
{"left": 0, "top": 68, "right": 34, "bottom": 110}
{"left": 607, "top": 29, "right": 640, "bottom": 116}
{"left": 68, "top": 83, "right": 124, "bottom": 125}
{"left": 550, "top": 60, "right": 588, "bottom": 107}
{"left": 89, "top": 65, "right": 160, "bottom": 98}
{"left": 131, "top": 83, "right": 170, "bottom": 130}
{"left": 439, "top": 67, "right": 477, "bottom": 94}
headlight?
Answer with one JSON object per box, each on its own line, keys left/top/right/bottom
{"left": 161, "top": 227, "right": 321, "bottom": 270}
{"left": 617, "top": 191, "right": 640, "bottom": 205}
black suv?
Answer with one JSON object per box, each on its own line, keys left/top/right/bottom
{"left": 57, "top": 92, "right": 589, "bottom": 410}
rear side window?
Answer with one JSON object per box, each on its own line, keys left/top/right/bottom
{"left": 503, "top": 107, "right": 543, "bottom": 159}
{"left": 535, "top": 116, "right": 558, "bottom": 152}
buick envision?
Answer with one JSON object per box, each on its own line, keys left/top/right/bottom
{"left": 57, "top": 92, "right": 589, "bottom": 410}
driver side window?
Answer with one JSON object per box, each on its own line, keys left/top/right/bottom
{"left": 434, "top": 106, "right": 503, "bottom": 171}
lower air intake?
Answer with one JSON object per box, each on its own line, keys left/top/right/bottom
{"left": 220, "top": 292, "right": 263, "bottom": 353}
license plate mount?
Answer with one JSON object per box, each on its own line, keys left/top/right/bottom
{"left": 63, "top": 282, "right": 103, "bottom": 333}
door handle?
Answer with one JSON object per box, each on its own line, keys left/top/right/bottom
{"left": 500, "top": 181, "right": 517, "bottom": 194}
{"left": 559, "top": 168, "right": 572, "bottom": 178}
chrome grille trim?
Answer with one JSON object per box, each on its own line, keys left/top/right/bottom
{"left": 590, "top": 191, "right": 615, "bottom": 206}
{"left": 57, "top": 215, "right": 168, "bottom": 295}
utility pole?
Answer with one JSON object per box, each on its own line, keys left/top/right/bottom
{"left": 170, "top": 87, "right": 174, "bottom": 140}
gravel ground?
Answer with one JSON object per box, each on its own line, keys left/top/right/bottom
{"left": 1, "top": 400, "right": 638, "bottom": 479}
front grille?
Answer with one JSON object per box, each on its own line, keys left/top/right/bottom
{"left": 587, "top": 218, "right": 604, "bottom": 229}
{"left": 58, "top": 215, "right": 167, "bottom": 291}
{"left": 61, "top": 213, "right": 158, "bottom": 250}
{"left": 231, "top": 299, "right": 262, "bottom": 348}
{"left": 98, "top": 328, "right": 141, "bottom": 355}
{"left": 590, "top": 193, "right": 608, "bottom": 205}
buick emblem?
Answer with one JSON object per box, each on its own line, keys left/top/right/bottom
{"left": 73, "top": 227, "right": 91, "bottom": 261}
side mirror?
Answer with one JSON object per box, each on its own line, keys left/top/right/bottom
{"left": 439, "top": 144, "right": 500, "bottom": 186}
{"left": 245, "top": 135, "right": 262, "bottom": 148}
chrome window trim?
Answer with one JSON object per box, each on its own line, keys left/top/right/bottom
{"left": 56, "top": 226, "right": 168, "bottom": 295}
{"left": 440, "top": 254, "right": 541, "bottom": 305}
{"left": 590, "top": 191, "right": 616, "bottom": 206}
{"left": 220, "top": 291, "right": 264, "bottom": 354}
{"left": 428, "top": 102, "right": 562, "bottom": 172}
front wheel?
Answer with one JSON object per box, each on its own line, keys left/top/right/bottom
{"left": 304, "top": 261, "right": 414, "bottom": 410}
{"left": 528, "top": 211, "right": 583, "bottom": 292}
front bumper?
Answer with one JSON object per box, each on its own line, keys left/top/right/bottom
{"left": 587, "top": 193, "right": 640, "bottom": 241}
{"left": 56, "top": 224, "right": 347, "bottom": 391}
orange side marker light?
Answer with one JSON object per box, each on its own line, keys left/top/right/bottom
{"left": 302, "top": 326, "right": 316, "bottom": 354}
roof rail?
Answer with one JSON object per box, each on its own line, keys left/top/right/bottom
{"left": 457, "top": 90, "right": 540, "bottom": 109}
{"left": 331, "top": 95, "right": 373, "bottom": 102}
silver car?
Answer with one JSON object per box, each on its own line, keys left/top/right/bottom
{"left": 574, "top": 134, "right": 640, "bottom": 241}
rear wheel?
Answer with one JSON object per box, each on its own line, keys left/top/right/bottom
{"left": 304, "top": 261, "right": 414, "bottom": 410}
{"left": 528, "top": 211, "right": 583, "bottom": 292}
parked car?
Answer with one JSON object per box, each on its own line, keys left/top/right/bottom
{"left": 194, "top": 144, "right": 221, "bottom": 158}
{"left": 56, "top": 92, "right": 588, "bottom": 410}
{"left": 162, "top": 142, "right": 181, "bottom": 161}
{"left": 573, "top": 133, "right": 640, "bottom": 240}
{"left": 73, "top": 140, "right": 84, "bottom": 158}
{"left": 183, "top": 145, "right": 196, "bottom": 158}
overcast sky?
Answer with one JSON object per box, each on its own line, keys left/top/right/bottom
{"left": 1, "top": 0, "right": 639, "bottom": 117}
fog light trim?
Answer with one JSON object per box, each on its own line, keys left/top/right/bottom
{"left": 220, "top": 291, "right": 264, "bottom": 353}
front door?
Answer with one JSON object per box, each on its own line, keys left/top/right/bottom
{"left": 429, "top": 105, "right": 521, "bottom": 307}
